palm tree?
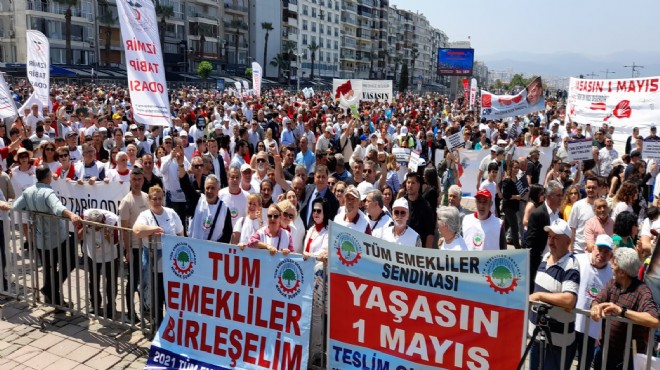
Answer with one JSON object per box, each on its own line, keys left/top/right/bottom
{"left": 270, "top": 53, "right": 286, "bottom": 82}
{"left": 229, "top": 19, "right": 246, "bottom": 73}
{"left": 307, "top": 41, "right": 320, "bottom": 79}
{"left": 54, "top": 0, "right": 78, "bottom": 65}
{"left": 261, "top": 22, "right": 272, "bottom": 77}
{"left": 97, "top": 2, "right": 116, "bottom": 67}
{"left": 155, "top": 1, "right": 174, "bottom": 50}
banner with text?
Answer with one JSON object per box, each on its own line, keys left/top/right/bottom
{"left": 469, "top": 78, "right": 477, "bottom": 109}
{"left": 51, "top": 180, "right": 129, "bottom": 215}
{"left": 117, "top": 0, "right": 170, "bottom": 126}
{"left": 328, "top": 222, "right": 529, "bottom": 370}
{"left": 644, "top": 139, "right": 660, "bottom": 161}
{"left": 567, "top": 138, "right": 594, "bottom": 161}
{"left": 0, "top": 72, "right": 17, "bottom": 119}
{"left": 333, "top": 79, "right": 393, "bottom": 104}
{"left": 26, "top": 30, "right": 50, "bottom": 110}
{"left": 446, "top": 132, "right": 466, "bottom": 151}
{"left": 146, "top": 236, "right": 314, "bottom": 370}
{"left": 566, "top": 76, "right": 660, "bottom": 126}
{"left": 480, "top": 77, "right": 545, "bottom": 119}
{"left": 252, "top": 62, "right": 262, "bottom": 98}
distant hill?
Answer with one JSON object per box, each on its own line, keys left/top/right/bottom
{"left": 479, "top": 51, "right": 660, "bottom": 78}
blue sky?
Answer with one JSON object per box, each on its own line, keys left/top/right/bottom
{"left": 390, "top": 0, "right": 660, "bottom": 58}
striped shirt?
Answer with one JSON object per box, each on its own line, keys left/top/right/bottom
{"left": 529, "top": 252, "right": 580, "bottom": 347}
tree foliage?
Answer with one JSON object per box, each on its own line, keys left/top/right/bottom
{"left": 341, "top": 241, "right": 355, "bottom": 257}
{"left": 197, "top": 61, "right": 212, "bottom": 80}
{"left": 492, "top": 266, "right": 512, "bottom": 286}
{"left": 282, "top": 269, "right": 296, "bottom": 284}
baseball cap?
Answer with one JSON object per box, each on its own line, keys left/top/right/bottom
{"left": 360, "top": 134, "right": 368, "bottom": 141}
{"left": 240, "top": 163, "right": 253, "bottom": 173}
{"left": 214, "top": 123, "right": 223, "bottom": 130}
{"left": 179, "top": 130, "right": 188, "bottom": 137}
{"left": 325, "top": 126, "right": 334, "bottom": 134}
{"left": 370, "top": 132, "right": 378, "bottom": 138}
{"left": 497, "top": 139, "right": 507, "bottom": 146}
{"left": 392, "top": 198, "right": 409, "bottom": 210}
{"left": 129, "top": 124, "right": 138, "bottom": 130}
{"left": 66, "top": 131, "right": 78, "bottom": 138}
{"left": 475, "top": 189, "right": 492, "bottom": 200}
{"left": 124, "top": 131, "right": 134, "bottom": 138}
{"left": 377, "top": 138, "right": 385, "bottom": 145}
{"left": 595, "top": 234, "right": 613, "bottom": 249}
{"left": 490, "top": 145, "right": 500, "bottom": 152}
{"left": 400, "top": 126, "right": 409, "bottom": 135}
{"left": 341, "top": 123, "right": 348, "bottom": 130}
{"left": 543, "top": 219, "right": 572, "bottom": 238}
{"left": 357, "top": 182, "right": 374, "bottom": 201}
{"left": 344, "top": 185, "right": 360, "bottom": 199}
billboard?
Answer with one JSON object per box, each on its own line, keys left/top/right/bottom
{"left": 437, "top": 48, "right": 474, "bottom": 76}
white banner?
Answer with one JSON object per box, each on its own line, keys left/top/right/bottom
{"left": 644, "top": 139, "right": 660, "bottom": 162}
{"left": 446, "top": 131, "right": 465, "bottom": 150}
{"left": 469, "top": 77, "right": 477, "bottom": 109}
{"left": 252, "top": 62, "right": 262, "bottom": 97}
{"left": 116, "top": 0, "right": 170, "bottom": 126}
{"left": 333, "top": 79, "right": 393, "bottom": 104}
{"left": 51, "top": 180, "right": 130, "bottom": 215}
{"left": 567, "top": 138, "right": 594, "bottom": 162}
{"left": 0, "top": 73, "right": 18, "bottom": 119}
{"left": 241, "top": 80, "right": 249, "bottom": 93}
{"left": 480, "top": 77, "right": 545, "bottom": 119}
{"left": 26, "top": 30, "right": 50, "bottom": 110}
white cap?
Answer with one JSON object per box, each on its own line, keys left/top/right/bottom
{"left": 543, "top": 219, "right": 572, "bottom": 238}
{"left": 357, "top": 182, "right": 374, "bottom": 201}
{"left": 497, "top": 139, "right": 507, "bottom": 146}
{"left": 325, "top": 126, "right": 334, "bottom": 134}
{"left": 179, "top": 130, "right": 188, "bottom": 137}
{"left": 240, "top": 163, "right": 253, "bottom": 173}
{"left": 595, "top": 234, "right": 613, "bottom": 249}
{"left": 400, "top": 126, "right": 409, "bottom": 135}
{"left": 341, "top": 123, "right": 348, "bottom": 130}
{"left": 392, "top": 198, "right": 409, "bottom": 210}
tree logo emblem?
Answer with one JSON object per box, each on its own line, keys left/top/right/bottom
{"left": 333, "top": 232, "right": 362, "bottom": 267}
{"left": 169, "top": 242, "right": 197, "bottom": 279}
{"left": 483, "top": 255, "right": 522, "bottom": 294}
{"left": 274, "top": 259, "right": 304, "bottom": 299}
{"left": 472, "top": 233, "right": 484, "bottom": 249}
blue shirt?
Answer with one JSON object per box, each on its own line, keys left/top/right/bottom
{"left": 13, "top": 182, "right": 68, "bottom": 250}
{"left": 295, "top": 150, "right": 316, "bottom": 173}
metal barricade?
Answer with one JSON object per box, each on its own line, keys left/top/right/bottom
{"left": 525, "top": 302, "right": 659, "bottom": 370}
{"left": 0, "top": 210, "right": 162, "bottom": 339}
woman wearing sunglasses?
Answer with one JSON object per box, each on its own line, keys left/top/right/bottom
{"left": 277, "top": 199, "right": 303, "bottom": 253}
{"left": 243, "top": 204, "right": 293, "bottom": 256}
{"left": 35, "top": 142, "right": 59, "bottom": 173}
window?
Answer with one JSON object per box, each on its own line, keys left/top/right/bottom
{"left": 302, "top": 20, "right": 308, "bottom": 31}
{"left": 302, "top": 34, "right": 307, "bottom": 45}
{"left": 319, "top": 24, "right": 324, "bottom": 34}
{"left": 319, "top": 37, "right": 324, "bottom": 47}
{"left": 328, "top": 0, "right": 333, "bottom": 8}
{"left": 302, "top": 5, "right": 308, "bottom": 15}
{"left": 311, "top": 36, "right": 316, "bottom": 44}
{"left": 312, "top": 8, "right": 316, "bottom": 17}
{"left": 334, "top": 53, "right": 339, "bottom": 62}
{"left": 319, "top": 51, "right": 323, "bottom": 62}
{"left": 334, "top": 40, "right": 339, "bottom": 50}
{"left": 311, "top": 22, "right": 316, "bottom": 32}
{"left": 335, "top": 27, "right": 339, "bottom": 37}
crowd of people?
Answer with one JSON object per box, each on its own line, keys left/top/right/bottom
{"left": 2, "top": 82, "right": 660, "bottom": 368}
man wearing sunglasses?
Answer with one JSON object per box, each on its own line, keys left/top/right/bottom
{"left": 382, "top": 198, "right": 421, "bottom": 248}
{"left": 333, "top": 185, "right": 371, "bottom": 234}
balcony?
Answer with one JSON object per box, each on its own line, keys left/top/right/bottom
{"left": 341, "top": 17, "right": 357, "bottom": 26}
{"left": 342, "top": 3, "right": 357, "bottom": 12}
{"left": 190, "top": 14, "right": 218, "bottom": 24}
{"left": 283, "top": 0, "right": 298, "bottom": 9}
{"left": 224, "top": 2, "right": 248, "bottom": 14}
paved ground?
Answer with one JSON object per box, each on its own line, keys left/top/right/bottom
{"left": 0, "top": 296, "right": 149, "bottom": 370}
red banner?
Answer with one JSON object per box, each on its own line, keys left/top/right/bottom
{"left": 463, "top": 78, "right": 470, "bottom": 101}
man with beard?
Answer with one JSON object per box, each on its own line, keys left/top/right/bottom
{"left": 333, "top": 185, "right": 371, "bottom": 234}
{"left": 381, "top": 198, "right": 421, "bottom": 247}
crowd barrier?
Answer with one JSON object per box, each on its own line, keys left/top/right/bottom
{"left": 0, "top": 209, "right": 162, "bottom": 339}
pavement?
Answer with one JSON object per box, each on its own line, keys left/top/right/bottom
{"left": 0, "top": 296, "right": 150, "bottom": 369}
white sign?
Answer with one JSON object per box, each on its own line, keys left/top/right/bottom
{"left": 251, "top": 62, "right": 262, "bottom": 97}
{"left": 116, "top": 0, "right": 170, "bottom": 126}
{"left": 469, "top": 78, "right": 477, "bottom": 108}
{"left": 644, "top": 139, "right": 660, "bottom": 161}
{"left": 480, "top": 77, "right": 545, "bottom": 120}
{"left": 0, "top": 73, "right": 18, "bottom": 119}
{"left": 566, "top": 76, "right": 660, "bottom": 126}
{"left": 51, "top": 180, "right": 130, "bottom": 215}
{"left": 408, "top": 151, "right": 421, "bottom": 172}
{"left": 567, "top": 138, "right": 594, "bottom": 161}
{"left": 26, "top": 30, "right": 50, "bottom": 110}
{"left": 446, "top": 132, "right": 465, "bottom": 150}
{"left": 333, "top": 79, "right": 393, "bottom": 104}
{"left": 392, "top": 147, "right": 410, "bottom": 163}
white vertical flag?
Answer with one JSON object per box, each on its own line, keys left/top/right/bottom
{"left": 26, "top": 30, "right": 50, "bottom": 110}
{"left": 116, "top": 0, "right": 170, "bottom": 126}
{"left": 0, "top": 73, "right": 18, "bottom": 119}
{"left": 252, "top": 62, "right": 262, "bottom": 97}
{"left": 469, "top": 78, "right": 478, "bottom": 109}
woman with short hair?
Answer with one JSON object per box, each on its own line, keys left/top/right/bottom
{"left": 437, "top": 206, "right": 467, "bottom": 251}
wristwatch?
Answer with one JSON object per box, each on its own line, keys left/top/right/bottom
{"left": 620, "top": 306, "right": 628, "bottom": 318}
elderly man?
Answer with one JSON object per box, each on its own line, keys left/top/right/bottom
{"left": 13, "top": 166, "right": 82, "bottom": 307}
{"left": 218, "top": 166, "right": 248, "bottom": 228}
{"left": 461, "top": 189, "right": 505, "bottom": 251}
{"left": 188, "top": 175, "right": 232, "bottom": 242}
{"left": 381, "top": 198, "right": 421, "bottom": 247}
{"left": 584, "top": 198, "right": 614, "bottom": 252}
{"left": 447, "top": 185, "right": 471, "bottom": 227}
{"left": 528, "top": 218, "right": 580, "bottom": 370}
{"left": 574, "top": 234, "right": 613, "bottom": 370}
{"left": 364, "top": 189, "right": 391, "bottom": 239}
{"left": 591, "top": 248, "right": 660, "bottom": 369}
{"left": 333, "top": 185, "right": 371, "bottom": 234}
{"left": 568, "top": 177, "right": 598, "bottom": 254}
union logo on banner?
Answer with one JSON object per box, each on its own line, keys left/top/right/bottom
{"left": 169, "top": 242, "right": 197, "bottom": 279}
{"left": 333, "top": 232, "right": 362, "bottom": 266}
{"left": 124, "top": 0, "right": 154, "bottom": 31}
{"left": 274, "top": 259, "right": 304, "bottom": 299}
{"left": 483, "top": 255, "right": 522, "bottom": 294}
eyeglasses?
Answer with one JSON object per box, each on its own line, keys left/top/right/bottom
{"left": 393, "top": 210, "right": 407, "bottom": 216}
{"left": 363, "top": 169, "right": 372, "bottom": 174}
{"left": 282, "top": 212, "right": 294, "bottom": 219}
{"left": 45, "top": 148, "right": 54, "bottom": 151}
{"left": 193, "top": 164, "right": 203, "bottom": 169}
{"left": 312, "top": 208, "right": 323, "bottom": 214}
{"left": 335, "top": 189, "right": 345, "bottom": 194}
{"left": 150, "top": 197, "right": 164, "bottom": 201}
{"left": 267, "top": 214, "right": 280, "bottom": 219}
{"left": 257, "top": 158, "right": 266, "bottom": 163}
{"left": 59, "top": 154, "right": 69, "bottom": 159}
{"left": 164, "top": 141, "right": 172, "bottom": 145}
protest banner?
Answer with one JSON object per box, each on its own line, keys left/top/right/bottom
{"left": 26, "top": 30, "right": 50, "bottom": 110}
{"left": 328, "top": 222, "right": 529, "bottom": 370}
{"left": 51, "top": 180, "right": 129, "bottom": 215}
{"left": 434, "top": 149, "right": 445, "bottom": 168}
{"left": 567, "top": 138, "right": 594, "bottom": 162}
{"left": 446, "top": 132, "right": 465, "bottom": 151}
{"left": 459, "top": 146, "right": 551, "bottom": 197}
{"left": 333, "top": 79, "right": 393, "bottom": 104}
{"left": 469, "top": 78, "right": 477, "bottom": 109}
{"left": 480, "top": 77, "right": 545, "bottom": 120}
{"left": 392, "top": 147, "right": 411, "bottom": 163}
{"left": 252, "top": 62, "right": 262, "bottom": 97}
{"left": 0, "top": 72, "right": 17, "bottom": 119}
{"left": 117, "top": 0, "right": 170, "bottom": 126}
{"left": 146, "top": 236, "right": 313, "bottom": 370}
{"left": 408, "top": 151, "right": 421, "bottom": 172}
{"left": 462, "top": 78, "right": 469, "bottom": 101}
{"left": 644, "top": 139, "right": 660, "bottom": 161}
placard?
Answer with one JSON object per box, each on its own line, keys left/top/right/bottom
{"left": 446, "top": 132, "right": 465, "bottom": 150}
{"left": 408, "top": 151, "right": 421, "bottom": 172}
{"left": 644, "top": 139, "right": 660, "bottom": 161}
{"left": 567, "top": 138, "right": 594, "bottom": 161}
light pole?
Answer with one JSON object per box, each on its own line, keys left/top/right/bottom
{"left": 296, "top": 52, "right": 303, "bottom": 92}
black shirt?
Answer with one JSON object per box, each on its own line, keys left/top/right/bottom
{"left": 406, "top": 195, "right": 436, "bottom": 247}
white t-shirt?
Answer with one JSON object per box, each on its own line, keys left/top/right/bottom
{"left": 611, "top": 201, "right": 633, "bottom": 222}
{"left": 575, "top": 253, "right": 613, "bottom": 339}
{"left": 234, "top": 216, "right": 262, "bottom": 244}
{"left": 218, "top": 188, "right": 248, "bottom": 227}
{"left": 82, "top": 209, "right": 119, "bottom": 263}
{"left": 567, "top": 199, "right": 595, "bottom": 254}
{"left": 479, "top": 179, "right": 497, "bottom": 214}
{"left": 135, "top": 207, "right": 183, "bottom": 272}
{"left": 381, "top": 226, "right": 422, "bottom": 248}
{"left": 440, "top": 236, "right": 469, "bottom": 251}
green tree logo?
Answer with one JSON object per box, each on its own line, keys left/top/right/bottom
{"left": 282, "top": 268, "right": 296, "bottom": 286}
{"left": 341, "top": 241, "right": 355, "bottom": 257}
{"left": 177, "top": 251, "right": 190, "bottom": 268}
{"left": 492, "top": 266, "right": 512, "bottom": 286}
